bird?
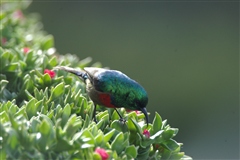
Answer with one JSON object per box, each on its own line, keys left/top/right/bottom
{"left": 54, "top": 66, "right": 149, "bottom": 125}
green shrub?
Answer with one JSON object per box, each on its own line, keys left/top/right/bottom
{"left": 0, "top": 1, "right": 192, "bottom": 159}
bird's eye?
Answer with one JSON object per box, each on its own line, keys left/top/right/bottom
{"left": 83, "top": 73, "right": 88, "bottom": 79}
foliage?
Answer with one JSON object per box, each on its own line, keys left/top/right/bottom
{"left": 0, "top": 1, "right": 192, "bottom": 159}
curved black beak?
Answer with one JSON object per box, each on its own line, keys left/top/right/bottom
{"left": 140, "top": 107, "right": 149, "bottom": 126}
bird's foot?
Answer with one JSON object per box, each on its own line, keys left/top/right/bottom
{"left": 93, "top": 116, "right": 98, "bottom": 123}
{"left": 118, "top": 118, "right": 126, "bottom": 124}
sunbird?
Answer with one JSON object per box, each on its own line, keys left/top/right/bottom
{"left": 54, "top": 66, "right": 149, "bottom": 125}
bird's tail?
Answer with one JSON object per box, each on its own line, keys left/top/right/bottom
{"left": 54, "top": 66, "right": 88, "bottom": 82}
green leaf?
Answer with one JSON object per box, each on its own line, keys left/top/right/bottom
{"left": 49, "top": 56, "right": 58, "bottom": 67}
{"left": 42, "top": 55, "right": 49, "bottom": 69}
{"left": 110, "top": 120, "right": 128, "bottom": 133}
{"left": 3, "top": 62, "right": 19, "bottom": 72}
{"left": 39, "top": 119, "right": 51, "bottom": 136}
{"left": 9, "top": 104, "right": 18, "bottom": 115}
{"left": 93, "top": 153, "right": 102, "bottom": 160}
{"left": 79, "top": 57, "right": 92, "bottom": 68}
{"left": 49, "top": 82, "right": 65, "bottom": 101}
{"left": 0, "top": 149, "right": 6, "bottom": 160}
{"left": 181, "top": 155, "right": 193, "bottom": 160}
{"left": 0, "top": 80, "right": 8, "bottom": 93}
{"left": 77, "top": 129, "right": 95, "bottom": 149}
{"left": 150, "top": 130, "right": 164, "bottom": 140}
{"left": 43, "top": 73, "right": 52, "bottom": 85}
{"left": 34, "top": 69, "right": 44, "bottom": 79}
{"left": 161, "top": 119, "right": 168, "bottom": 129}
{"left": 169, "top": 152, "right": 184, "bottom": 159}
{"left": 0, "top": 51, "right": 10, "bottom": 67}
{"left": 34, "top": 88, "right": 43, "bottom": 100}
{"left": 53, "top": 137, "right": 73, "bottom": 152}
{"left": 162, "top": 128, "right": 178, "bottom": 140}
{"left": 137, "top": 145, "right": 150, "bottom": 160}
{"left": 152, "top": 112, "right": 162, "bottom": 135}
{"left": 29, "top": 118, "right": 41, "bottom": 133}
{"left": 98, "top": 114, "right": 109, "bottom": 130}
{"left": 19, "top": 60, "right": 27, "bottom": 71}
{"left": 96, "top": 119, "right": 104, "bottom": 129}
{"left": 111, "top": 109, "right": 120, "bottom": 121}
{"left": 111, "top": 132, "right": 124, "bottom": 154}
{"left": 25, "top": 98, "right": 37, "bottom": 119}
{"left": 125, "top": 145, "right": 137, "bottom": 158}
{"left": 83, "top": 114, "right": 90, "bottom": 129}
{"left": 23, "top": 78, "right": 34, "bottom": 91}
{"left": 91, "top": 125, "right": 98, "bottom": 137}
{"left": 7, "top": 129, "right": 19, "bottom": 150}
{"left": 62, "top": 103, "right": 71, "bottom": 118}
{"left": 95, "top": 132, "right": 104, "bottom": 146}
{"left": 42, "top": 35, "right": 54, "bottom": 50}
{"left": 104, "top": 129, "right": 115, "bottom": 143}
{"left": 25, "top": 49, "right": 34, "bottom": 65}
{"left": 25, "top": 89, "right": 34, "bottom": 100}
{"left": 130, "top": 118, "right": 143, "bottom": 139}
{"left": 127, "top": 117, "right": 137, "bottom": 132}
{"left": 163, "top": 139, "right": 180, "bottom": 151}
{"left": 63, "top": 114, "right": 82, "bottom": 138}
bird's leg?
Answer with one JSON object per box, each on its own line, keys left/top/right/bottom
{"left": 93, "top": 103, "right": 97, "bottom": 123}
{"left": 114, "top": 108, "right": 126, "bottom": 123}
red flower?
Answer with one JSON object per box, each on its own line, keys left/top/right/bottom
{"left": 1, "top": 37, "right": 7, "bottom": 45}
{"left": 44, "top": 69, "right": 55, "bottom": 78}
{"left": 126, "top": 109, "right": 132, "bottom": 112}
{"left": 143, "top": 129, "right": 150, "bottom": 138}
{"left": 154, "top": 144, "right": 160, "bottom": 149}
{"left": 135, "top": 110, "right": 141, "bottom": 114}
{"left": 95, "top": 147, "right": 109, "bottom": 160}
{"left": 13, "top": 10, "right": 24, "bottom": 19}
{"left": 23, "top": 47, "right": 30, "bottom": 54}
{"left": 126, "top": 109, "right": 140, "bottom": 114}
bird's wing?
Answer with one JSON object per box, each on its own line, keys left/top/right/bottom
{"left": 86, "top": 69, "right": 136, "bottom": 108}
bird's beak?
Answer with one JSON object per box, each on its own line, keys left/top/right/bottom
{"left": 54, "top": 66, "right": 86, "bottom": 81}
{"left": 54, "top": 66, "right": 79, "bottom": 75}
{"left": 140, "top": 107, "right": 149, "bottom": 126}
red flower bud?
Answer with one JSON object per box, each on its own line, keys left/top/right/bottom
{"left": 44, "top": 69, "right": 55, "bottom": 78}
{"left": 126, "top": 109, "right": 132, "bottom": 112}
{"left": 135, "top": 110, "right": 141, "bottom": 114}
{"left": 1, "top": 38, "right": 7, "bottom": 45}
{"left": 13, "top": 10, "right": 24, "bottom": 19}
{"left": 95, "top": 147, "right": 109, "bottom": 160}
{"left": 23, "top": 47, "right": 30, "bottom": 54}
{"left": 126, "top": 109, "right": 140, "bottom": 114}
{"left": 143, "top": 129, "right": 150, "bottom": 138}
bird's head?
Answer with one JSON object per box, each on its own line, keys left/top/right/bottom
{"left": 132, "top": 88, "right": 149, "bottom": 126}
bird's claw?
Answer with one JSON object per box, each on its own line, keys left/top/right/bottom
{"left": 119, "top": 118, "right": 126, "bottom": 124}
{"left": 93, "top": 116, "right": 98, "bottom": 123}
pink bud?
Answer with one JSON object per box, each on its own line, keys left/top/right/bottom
{"left": 13, "top": 10, "right": 24, "bottom": 19}
{"left": 1, "top": 37, "right": 7, "bottom": 45}
{"left": 95, "top": 147, "right": 109, "bottom": 160}
{"left": 44, "top": 69, "right": 55, "bottom": 78}
{"left": 126, "top": 109, "right": 132, "bottom": 112}
{"left": 143, "top": 129, "right": 150, "bottom": 138}
{"left": 135, "top": 110, "right": 141, "bottom": 114}
{"left": 23, "top": 47, "right": 30, "bottom": 54}
{"left": 126, "top": 109, "right": 140, "bottom": 114}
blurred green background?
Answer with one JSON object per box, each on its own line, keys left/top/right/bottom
{"left": 28, "top": 1, "right": 239, "bottom": 159}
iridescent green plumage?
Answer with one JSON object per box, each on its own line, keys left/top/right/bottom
{"left": 88, "top": 68, "right": 148, "bottom": 111}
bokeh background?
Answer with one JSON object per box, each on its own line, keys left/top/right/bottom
{"left": 28, "top": 1, "right": 239, "bottom": 159}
